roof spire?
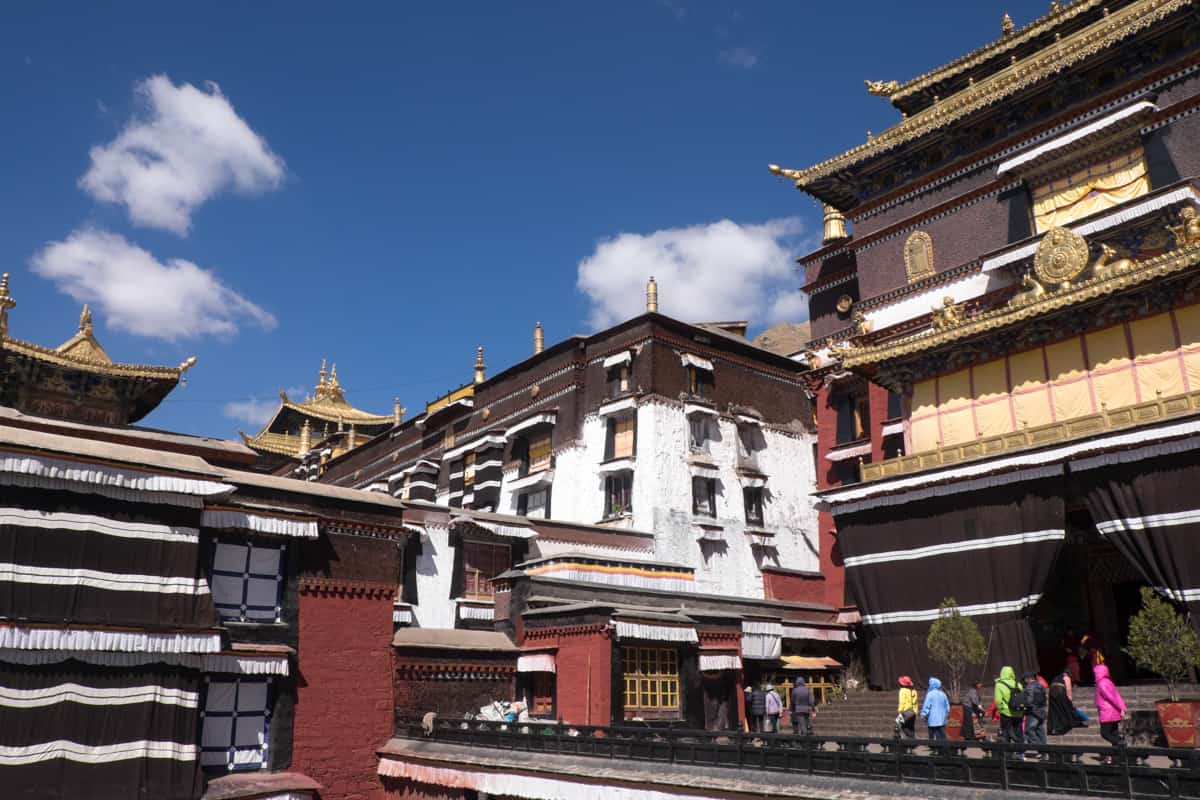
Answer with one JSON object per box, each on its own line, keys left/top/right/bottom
{"left": 393, "top": 397, "right": 404, "bottom": 425}
{"left": 822, "top": 205, "right": 850, "bottom": 245}
{"left": 474, "top": 346, "right": 486, "bottom": 385}
{"left": 1002, "top": 13, "right": 1015, "bottom": 36}
{"left": 646, "top": 276, "right": 659, "bottom": 313}
{"left": 318, "top": 359, "right": 328, "bottom": 387}
{"left": 299, "top": 419, "right": 312, "bottom": 455}
{"left": 534, "top": 321, "right": 544, "bottom": 354}
{"left": 0, "top": 273, "right": 15, "bottom": 340}
{"left": 78, "top": 304, "right": 93, "bottom": 335}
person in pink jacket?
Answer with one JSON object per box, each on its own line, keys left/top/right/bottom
{"left": 1093, "top": 664, "right": 1127, "bottom": 750}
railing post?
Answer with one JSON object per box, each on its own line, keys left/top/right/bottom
{"left": 1122, "top": 747, "right": 1133, "bottom": 800}
{"left": 998, "top": 741, "right": 1009, "bottom": 791}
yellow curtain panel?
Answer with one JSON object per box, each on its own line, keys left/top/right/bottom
{"left": 1032, "top": 148, "right": 1149, "bottom": 233}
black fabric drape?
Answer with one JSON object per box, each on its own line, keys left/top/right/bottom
{"left": 0, "top": 660, "right": 202, "bottom": 800}
{"left": 1079, "top": 452, "right": 1200, "bottom": 632}
{"left": 835, "top": 480, "right": 1064, "bottom": 688}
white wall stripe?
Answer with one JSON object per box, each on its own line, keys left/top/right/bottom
{"left": 0, "top": 683, "right": 198, "bottom": 709}
{"left": 0, "top": 649, "right": 289, "bottom": 675}
{"left": 862, "top": 594, "right": 1043, "bottom": 625}
{"left": 0, "top": 563, "right": 209, "bottom": 595}
{"left": 843, "top": 530, "right": 1065, "bottom": 567}
{"left": 0, "top": 626, "right": 221, "bottom": 654}
{"left": 0, "top": 507, "right": 198, "bottom": 543}
{"left": 1096, "top": 509, "right": 1200, "bottom": 534}
{"left": 0, "top": 739, "right": 197, "bottom": 766}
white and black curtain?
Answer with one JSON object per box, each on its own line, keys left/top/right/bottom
{"left": 0, "top": 660, "right": 202, "bottom": 799}
{"left": 834, "top": 481, "right": 1065, "bottom": 687}
{"left": 1076, "top": 452, "right": 1200, "bottom": 633}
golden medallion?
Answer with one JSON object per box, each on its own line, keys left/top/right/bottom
{"left": 1033, "top": 227, "right": 1089, "bottom": 288}
{"left": 836, "top": 294, "right": 854, "bottom": 315}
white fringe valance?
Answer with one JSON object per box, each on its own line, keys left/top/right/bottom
{"left": 0, "top": 453, "right": 233, "bottom": 500}
{"left": 614, "top": 621, "right": 697, "bottom": 643}
{"left": 738, "top": 474, "right": 768, "bottom": 489}
{"left": 826, "top": 442, "right": 872, "bottom": 462}
{"left": 393, "top": 607, "right": 413, "bottom": 624}
{"left": 683, "top": 402, "right": 719, "bottom": 418}
{"left": 516, "top": 653, "right": 556, "bottom": 673}
{"left": 0, "top": 626, "right": 221, "bottom": 654}
{"left": 741, "top": 621, "right": 783, "bottom": 636}
{"left": 201, "top": 509, "right": 319, "bottom": 539}
{"left": 821, "top": 463, "right": 1063, "bottom": 514}
{"left": 528, "top": 566, "right": 694, "bottom": 594}
{"left": 996, "top": 101, "right": 1156, "bottom": 175}
{"left": 880, "top": 421, "right": 905, "bottom": 437}
{"left": 505, "top": 413, "right": 557, "bottom": 440}
{"left": 680, "top": 353, "right": 714, "bottom": 372}
{"left": 1069, "top": 422, "right": 1200, "bottom": 471}
{"left": 377, "top": 755, "right": 728, "bottom": 800}
{"left": 699, "top": 653, "right": 741, "bottom": 671}
{"left": 452, "top": 515, "right": 536, "bottom": 540}
{"left": 458, "top": 604, "right": 495, "bottom": 621}
{"left": 0, "top": 648, "right": 289, "bottom": 675}
{"left": 0, "top": 473, "right": 206, "bottom": 509}
{"left": 598, "top": 397, "right": 637, "bottom": 418}
{"left": 782, "top": 625, "right": 851, "bottom": 643}
{"left": 602, "top": 351, "right": 633, "bottom": 369}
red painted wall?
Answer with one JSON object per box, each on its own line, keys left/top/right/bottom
{"left": 812, "top": 383, "right": 847, "bottom": 609}
{"left": 293, "top": 585, "right": 395, "bottom": 800}
{"left": 762, "top": 568, "right": 827, "bottom": 604}
{"left": 548, "top": 627, "right": 612, "bottom": 726}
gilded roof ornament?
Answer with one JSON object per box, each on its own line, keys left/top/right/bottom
{"left": 78, "top": 304, "right": 93, "bottom": 335}
{"left": 474, "top": 346, "right": 486, "bottom": 385}
{"left": 1168, "top": 206, "right": 1200, "bottom": 248}
{"left": 1034, "top": 226, "right": 1090, "bottom": 288}
{"left": 864, "top": 79, "right": 900, "bottom": 97}
{"left": 1002, "top": 13, "right": 1016, "bottom": 36}
{"left": 0, "top": 273, "right": 15, "bottom": 339}
{"left": 930, "top": 296, "right": 965, "bottom": 331}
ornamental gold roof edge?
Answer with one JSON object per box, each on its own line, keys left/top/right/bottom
{"left": 769, "top": 0, "right": 1191, "bottom": 194}
{"left": 1, "top": 337, "right": 192, "bottom": 380}
{"left": 890, "top": 0, "right": 1109, "bottom": 103}
{"left": 838, "top": 241, "right": 1200, "bottom": 369}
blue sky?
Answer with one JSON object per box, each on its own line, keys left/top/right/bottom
{"left": 0, "top": 0, "right": 1055, "bottom": 438}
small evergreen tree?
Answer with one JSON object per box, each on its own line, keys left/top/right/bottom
{"left": 1124, "top": 587, "right": 1200, "bottom": 702}
{"left": 927, "top": 598, "right": 987, "bottom": 703}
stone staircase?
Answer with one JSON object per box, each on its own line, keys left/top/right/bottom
{"left": 811, "top": 684, "right": 1174, "bottom": 747}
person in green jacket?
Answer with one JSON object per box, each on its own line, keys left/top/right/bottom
{"left": 994, "top": 666, "right": 1021, "bottom": 746}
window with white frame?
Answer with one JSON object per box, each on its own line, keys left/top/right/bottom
{"left": 743, "top": 486, "right": 765, "bottom": 526}
{"left": 605, "top": 364, "right": 630, "bottom": 399}
{"left": 517, "top": 488, "right": 549, "bottom": 519}
{"left": 200, "top": 677, "right": 272, "bottom": 771}
{"left": 211, "top": 540, "right": 285, "bottom": 623}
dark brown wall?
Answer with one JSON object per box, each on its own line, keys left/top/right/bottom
{"left": 300, "top": 531, "right": 401, "bottom": 585}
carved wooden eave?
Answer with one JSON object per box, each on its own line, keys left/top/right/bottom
{"left": 768, "top": 0, "right": 1193, "bottom": 199}
{"left": 889, "top": 0, "right": 1116, "bottom": 112}
{"left": 836, "top": 241, "right": 1200, "bottom": 389}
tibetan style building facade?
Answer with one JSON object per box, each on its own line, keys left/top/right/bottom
{"left": 319, "top": 294, "right": 850, "bottom": 742}
{"left": 772, "top": 0, "right": 1200, "bottom": 686}
{"left": 0, "top": 282, "right": 411, "bottom": 800}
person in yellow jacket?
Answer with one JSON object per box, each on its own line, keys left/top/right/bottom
{"left": 895, "top": 675, "right": 919, "bottom": 738}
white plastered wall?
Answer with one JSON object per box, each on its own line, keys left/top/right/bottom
{"left": 409, "top": 523, "right": 456, "bottom": 629}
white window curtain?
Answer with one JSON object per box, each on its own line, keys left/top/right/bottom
{"left": 211, "top": 541, "right": 284, "bottom": 624}
{"left": 200, "top": 677, "right": 271, "bottom": 770}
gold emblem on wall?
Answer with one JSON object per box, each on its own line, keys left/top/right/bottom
{"left": 903, "top": 231, "right": 935, "bottom": 283}
{"left": 1033, "top": 226, "right": 1089, "bottom": 288}
{"left": 836, "top": 294, "right": 854, "bottom": 315}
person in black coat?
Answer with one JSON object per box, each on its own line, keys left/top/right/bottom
{"left": 747, "top": 684, "right": 767, "bottom": 733}
{"left": 790, "top": 677, "right": 814, "bottom": 736}
{"left": 1047, "top": 672, "right": 1087, "bottom": 736}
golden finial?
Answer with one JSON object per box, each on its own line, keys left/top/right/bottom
{"left": 78, "top": 304, "right": 93, "bottom": 335}
{"left": 329, "top": 363, "right": 340, "bottom": 390}
{"left": 646, "top": 276, "right": 659, "bottom": 313}
{"left": 1049, "top": 1, "right": 1062, "bottom": 12}
{"left": 299, "top": 419, "right": 312, "bottom": 454}
{"left": 318, "top": 359, "right": 328, "bottom": 387}
{"left": 178, "top": 356, "right": 197, "bottom": 372}
{"left": 0, "top": 273, "right": 15, "bottom": 340}
{"left": 348, "top": 424, "right": 357, "bottom": 449}
{"left": 534, "top": 321, "right": 545, "bottom": 354}
{"left": 474, "top": 346, "right": 486, "bottom": 385}
{"left": 1002, "top": 13, "right": 1015, "bottom": 36}
{"left": 822, "top": 205, "right": 849, "bottom": 245}
{"left": 864, "top": 80, "right": 899, "bottom": 97}
{"left": 866, "top": 130, "right": 874, "bottom": 141}
{"left": 393, "top": 397, "right": 404, "bottom": 425}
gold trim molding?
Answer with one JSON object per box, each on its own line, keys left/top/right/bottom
{"left": 861, "top": 388, "right": 1200, "bottom": 482}
{"left": 769, "top": 0, "right": 1192, "bottom": 191}
{"left": 839, "top": 241, "right": 1200, "bottom": 369}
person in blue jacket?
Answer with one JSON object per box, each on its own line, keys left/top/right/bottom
{"left": 921, "top": 677, "right": 951, "bottom": 740}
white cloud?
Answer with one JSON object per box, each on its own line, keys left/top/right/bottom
{"left": 30, "top": 228, "right": 277, "bottom": 341}
{"left": 223, "top": 386, "right": 304, "bottom": 429}
{"left": 765, "top": 288, "right": 809, "bottom": 325}
{"left": 719, "top": 47, "right": 761, "bottom": 69}
{"left": 81, "top": 75, "right": 284, "bottom": 235}
{"left": 576, "top": 217, "right": 809, "bottom": 330}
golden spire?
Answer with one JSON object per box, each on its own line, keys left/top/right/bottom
{"left": 823, "top": 205, "right": 850, "bottom": 245}
{"left": 78, "top": 304, "right": 93, "bottom": 335}
{"left": 318, "top": 359, "right": 328, "bottom": 387}
{"left": 646, "top": 276, "right": 659, "bottom": 313}
{"left": 299, "top": 419, "right": 312, "bottom": 455}
{"left": 393, "top": 397, "right": 404, "bottom": 425}
{"left": 347, "top": 424, "right": 357, "bottom": 449}
{"left": 329, "top": 363, "right": 340, "bottom": 391}
{"left": 534, "top": 321, "right": 544, "bottom": 354}
{"left": 474, "top": 346, "right": 486, "bottom": 385}
{"left": 0, "top": 273, "right": 15, "bottom": 340}
{"left": 1002, "top": 13, "right": 1015, "bottom": 36}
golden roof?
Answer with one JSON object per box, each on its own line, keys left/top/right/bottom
{"left": 888, "top": 1, "right": 1105, "bottom": 106}
{"left": 0, "top": 282, "right": 195, "bottom": 381}
{"left": 770, "top": 0, "right": 1187, "bottom": 195}
{"left": 242, "top": 361, "right": 392, "bottom": 459}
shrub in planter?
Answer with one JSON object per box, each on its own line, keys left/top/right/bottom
{"left": 927, "top": 598, "right": 986, "bottom": 740}
{"left": 1124, "top": 587, "right": 1200, "bottom": 747}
